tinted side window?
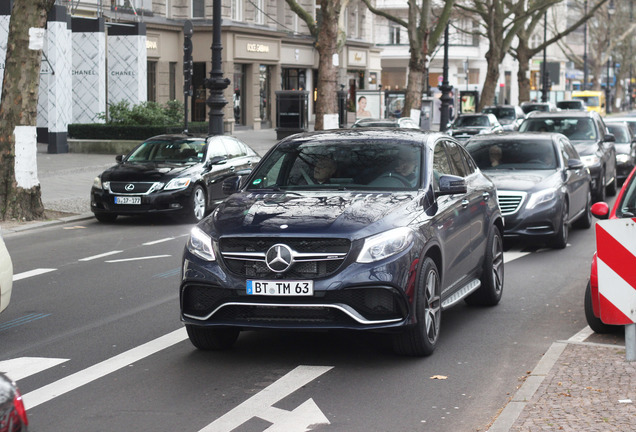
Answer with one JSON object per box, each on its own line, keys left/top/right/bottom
{"left": 433, "top": 142, "right": 452, "bottom": 191}
{"left": 445, "top": 141, "right": 468, "bottom": 177}
{"left": 222, "top": 137, "right": 246, "bottom": 158}
{"left": 207, "top": 138, "right": 227, "bottom": 159}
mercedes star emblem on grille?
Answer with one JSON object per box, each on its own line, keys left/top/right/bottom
{"left": 265, "top": 244, "right": 293, "bottom": 273}
{"left": 125, "top": 183, "right": 135, "bottom": 191}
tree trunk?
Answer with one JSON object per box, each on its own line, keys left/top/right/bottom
{"left": 313, "top": 0, "right": 341, "bottom": 131}
{"left": 479, "top": 48, "right": 502, "bottom": 111}
{"left": 516, "top": 43, "right": 532, "bottom": 103}
{"left": 0, "top": 0, "right": 54, "bottom": 221}
{"left": 403, "top": 55, "right": 426, "bottom": 116}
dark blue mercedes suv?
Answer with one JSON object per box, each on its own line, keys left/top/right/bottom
{"left": 179, "top": 129, "right": 504, "bottom": 356}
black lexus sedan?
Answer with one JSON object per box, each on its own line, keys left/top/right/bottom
{"left": 518, "top": 111, "right": 617, "bottom": 201}
{"left": 91, "top": 134, "right": 260, "bottom": 223}
{"left": 180, "top": 129, "right": 504, "bottom": 356}
{"left": 466, "top": 132, "right": 592, "bottom": 248}
{"left": 0, "top": 372, "right": 28, "bottom": 431}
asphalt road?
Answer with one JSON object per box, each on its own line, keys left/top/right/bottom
{"left": 0, "top": 211, "right": 603, "bottom": 432}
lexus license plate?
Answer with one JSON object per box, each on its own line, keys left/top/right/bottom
{"left": 114, "top": 196, "right": 141, "bottom": 205}
{"left": 247, "top": 280, "right": 313, "bottom": 296}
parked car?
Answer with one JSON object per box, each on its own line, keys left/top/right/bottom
{"left": 0, "top": 228, "right": 13, "bottom": 316}
{"left": 603, "top": 116, "right": 636, "bottom": 136}
{"left": 585, "top": 165, "right": 636, "bottom": 333}
{"left": 520, "top": 101, "right": 557, "bottom": 114}
{"left": 351, "top": 117, "right": 420, "bottom": 129}
{"left": 91, "top": 134, "right": 261, "bottom": 223}
{"left": 604, "top": 121, "right": 636, "bottom": 183}
{"left": 0, "top": 372, "right": 28, "bottom": 432}
{"left": 482, "top": 105, "right": 526, "bottom": 131}
{"left": 446, "top": 113, "right": 503, "bottom": 142}
{"left": 556, "top": 100, "right": 586, "bottom": 111}
{"left": 180, "top": 129, "right": 504, "bottom": 357}
{"left": 465, "top": 132, "right": 592, "bottom": 248}
{"left": 518, "top": 111, "right": 617, "bottom": 201}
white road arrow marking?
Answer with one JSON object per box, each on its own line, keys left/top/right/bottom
{"left": 199, "top": 365, "right": 333, "bottom": 432}
{"left": 22, "top": 328, "right": 187, "bottom": 410}
{"left": 0, "top": 357, "right": 69, "bottom": 381}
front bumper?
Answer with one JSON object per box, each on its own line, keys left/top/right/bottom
{"left": 179, "top": 244, "right": 417, "bottom": 331}
{"left": 91, "top": 186, "right": 194, "bottom": 216}
{"left": 501, "top": 201, "right": 562, "bottom": 239}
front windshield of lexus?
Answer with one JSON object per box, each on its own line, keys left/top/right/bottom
{"left": 519, "top": 118, "right": 597, "bottom": 141}
{"left": 466, "top": 139, "right": 557, "bottom": 170}
{"left": 127, "top": 139, "right": 206, "bottom": 163}
{"left": 247, "top": 142, "right": 423, "bottom": 191}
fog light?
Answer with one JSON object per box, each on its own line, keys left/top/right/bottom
{"left": 170, "top": 203, "right": 182, "bottom": 209}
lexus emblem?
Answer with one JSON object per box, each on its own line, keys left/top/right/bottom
{"left": 125, "top": 183, "right": 135, "bottom": 191}
{"left": 265, "top": 244, "right": 294, "bottom": 273}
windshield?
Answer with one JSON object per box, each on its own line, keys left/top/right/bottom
{"left": 247, "top": 141, "right": 422, "bottom": 191}
{"left": 606, "top": 124, "right": 631, "bottom": 143}
{"left": 519, "top": 118, "right": 597, "bottom": 141}
{"left": 466, "top": 139, "right": 557, "bottom": 170}
{"left": 483, "top": 107, "right": 515, "bottom": 119}
{"left": 127, "top": 139, "right": 206, "bottom": 163}
{"left": 573, "top": 96, "right": 599, "bottom": 106}
{"left": 454, "top": 116, "right": 490, "bottom": 127}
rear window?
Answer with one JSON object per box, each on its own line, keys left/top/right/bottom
{"left": 466, "top": 139, "right": 557, "bottom": 170}
{"left": 519, "top": 118, "right": 597, "bottom": 141}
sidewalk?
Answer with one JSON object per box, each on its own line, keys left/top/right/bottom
{"left": 1, "top": 129, "right": 635, "bottom": 431}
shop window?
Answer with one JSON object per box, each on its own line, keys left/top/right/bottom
{"left": 147, "top": 61, "right": 157, "bottom": 102}
{"left": 192, "top": 0, "right": 204, "bottom": 18}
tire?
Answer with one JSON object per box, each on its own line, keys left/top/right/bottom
{"left": 584, "top": 281, "right": 619, "bottom": 334}
{"left": 186, "top": 324, "right": 240, "bottom": 350}
{"left": 466, "top": 226, "right": 504, "bottom": 306}
{"left": 94, "top": 212, "right": 117, "bottom": 223}
{"left": 606, "top": 165, "right": 617, "bottom": 196}
{"left": 594, "top": 169, "right": 606, "bottom": 202}
{"left": 188, "top": 185, "right": 207, "bottom": 223}
{"left": 549, "top": 201, "right": 569, "bottom": 249}
{"left": 393, "top": 257, "right": 441, "bottom": 356}
{"left": 573, "top": 190, "right": 592, "bottom": 229}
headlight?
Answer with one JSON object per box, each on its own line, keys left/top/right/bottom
{"left": 93, "top": 176, "right": 102, "bottom": 189}
{"left": 357, "top": 227, "right": 414, "bottom": 263}
{"left": 165, "top": 178, "right": 192, "bottom": 191}
{"left": 580, "top": 155, "right": 600, "bottom": 167}
{"left": 526, "top": 188, "right": 557, "bottom": 210}
{"left": 187, "top": 227, "right": 215, "bottom": 261}
{"left": 617, "top": 154, "right": 631, "bottom": 164}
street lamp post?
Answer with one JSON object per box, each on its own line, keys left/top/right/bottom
{"left": 606, "top": 1, "right": 615, "bottom": 114}
{"left": 541, "top": 11, "right": 549, "bottom": 103}
{"left": 439, "top": 24, "right": 453, "bottom": 132}
{"left": 583, "top": 0, "right": 588, "bottom": 90}
{"left": 205, "top": 0, "right": 230, "bottom": 136}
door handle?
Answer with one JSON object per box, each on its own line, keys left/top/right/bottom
{"left": 230, "top": 165, "right": 236, "bottom": 172}
{"left": 462, "top": 199, "right": 469, "bottom": 208}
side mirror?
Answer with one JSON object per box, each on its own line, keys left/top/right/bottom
{"left": 437, "top": 174, "right": 467, "bottom": 196}
{"left": 591, "top": 201, "right": 610, "bottom": 219}
{"left": 116, "top": 154, "right": 124, "bottom": 163}
{"left": 604, "top": 133, "right": 615, "bottom": 143}
{"left": 205, "top": 156, "right": 228, "bottom": 169}
{"left": 567, "top": 159, "right": 584, "bottom": 170}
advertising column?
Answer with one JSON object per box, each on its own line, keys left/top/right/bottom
{"left": 72, "top": 17, "right": 106, "bottom": 124}
{"left": 37, "top": 5, "right": 72, "bottom": 154}
{"left": 107, "top": 22, "right": 147, "bottom": 106}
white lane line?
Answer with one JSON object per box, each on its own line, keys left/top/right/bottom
{"left": 143, "top": 238, "right": 175, "bottom": 246}
{"left": 13, "top": 268, "right": 56, "bottom": 281}
{"left": 200, "top": 365, "right": 333, "bottom": 432}
{"left": 22, "top": 327, "right": 187, "bottom": 410}
{"left": 0, "top": 357, "right": 69, "bottom": 381}
{"left": 78, "top": 250, "right": 123, "bottom": 262}
{"left": 503, "top": 251, "right": 531, "bottom": 264}
{"left": 105, "top": 255, "right": 171, "bottom": 263}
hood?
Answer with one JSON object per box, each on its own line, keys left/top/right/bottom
{"left": 615, "top": 143, "right": 631, "bottom": 155}
{"left": 484, "top": 170, "right": 558, "bottom": 192}
{"left": 203, "top": 191, "right": 417, "bottom": 238}
{"left": 100, "top": 162, "right": 197, "bottom": 182}
{"left": 572, "top": 141, "right": 597, "bottom": 156}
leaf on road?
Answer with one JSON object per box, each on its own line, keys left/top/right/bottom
{"left": 430, "top": 375, "right": 448, "bottom": 380}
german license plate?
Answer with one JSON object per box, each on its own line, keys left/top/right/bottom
{"left": 247, "top": 280, "right": 313, "bottom": 296}
{"left": 114, "top": 196, "right": 141, "bottom": 205}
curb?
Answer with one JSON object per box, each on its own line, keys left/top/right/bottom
{"left": 1, "top": 212, "right": 94, "bottom": 236}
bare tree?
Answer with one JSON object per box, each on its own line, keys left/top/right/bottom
{"left": 0, "top": 0, "right": 55, "bottom": 221}
{"left": 285, "top": 0, "right": 348, "bottom": 131}
{"left": 361, "top": 0, "right": 454, "bottom": 116}
{"left": 514, "top": 0, "right": 609, "bottom": 103}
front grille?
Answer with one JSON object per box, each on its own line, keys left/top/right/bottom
{"left": 219, "top": 237, "right": 351, "bottom": 279}
{"left": 109, "top": 182, "right": 157, "bottom": 194}
{"left": 497, "top": 191, "right": 526, "bottom": 216}
{"left": 182, "top": 284, "right": 407, "bottom": 324}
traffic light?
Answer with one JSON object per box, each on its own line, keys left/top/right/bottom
{"left": 183, "top": 21, "right": 193, "bottom": 97}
